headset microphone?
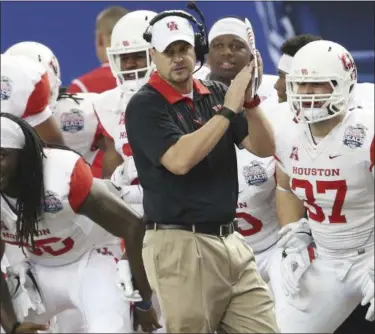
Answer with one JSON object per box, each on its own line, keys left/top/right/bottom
{"left": 186, "top": 1, "right": 209, "bottom": 72}
{"left": 187, "top": 1, "right": 209, "bottom": 51}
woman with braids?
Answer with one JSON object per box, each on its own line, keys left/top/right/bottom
{"left": 0, "top": 113, "right": 160, "bottom": 333}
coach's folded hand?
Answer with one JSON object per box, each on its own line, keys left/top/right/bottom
{"left": 224, "top": 62, "right": 255, "bottom": 113}
{"left": 134, "top": 302, "right": 162, "bottom": 333}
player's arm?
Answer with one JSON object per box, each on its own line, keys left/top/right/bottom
{"left": 78, "top": 179, "right": 151, "bottom": 302}
{"left": 33, "top": 116, "right": 65, "bottom": 145}
{"left": 102, "top": 137, "right": 123, "bottom": 179}
{"left": 275, "top": 164, "right": 306, "bottom": 226}
{"left": 69, "top": 159, "right": 151, "bottom": 302}
{"left": 240, "top": 105, "right": 276, "bottom": 157}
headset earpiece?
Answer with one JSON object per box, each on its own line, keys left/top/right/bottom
{"left": 143, "top": 27, "right": 152, "bottom": 43}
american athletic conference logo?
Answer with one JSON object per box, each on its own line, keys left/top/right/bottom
{"left": 43, "top": 191, "right": 63, "bottom": 213}
{"left": 60, "top": 109, "right": 85, "bottom": 133}
{"left": 343, "top": 124, "right": 367, "bottom": 149}
{"left": 243, "top": 161, "right": 268, "bottom": 186}
{"left": 1, "top": 76, "right": 13, "bottom": 101}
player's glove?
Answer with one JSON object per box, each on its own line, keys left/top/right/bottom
{"left": 116, "top": 259, "right": 142, "bottom": 302}
{"left": 111, "top": 156, "right": 138, "bottom": 187}
{"left": 280, "top": 243, "right": 316, "bottom": 297}
{"left": 277, "top": 218, "right": 313, "bottom": 252}
{"left": 361, "top": 258, "right": 374, "bottom": 321}
{"left": 6, "top": 261, "right": 45, "bottom": 320}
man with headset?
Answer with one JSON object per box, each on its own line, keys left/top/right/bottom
{"left": 124, "top": 6, "right": 279, "bottom": 333}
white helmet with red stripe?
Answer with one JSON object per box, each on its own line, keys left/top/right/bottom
{"left": 5, "top": 41, "right": 61, "bottom": 105}
{"left": 106, "top": 10, "right": 157, "bottom": 91}
{"left": 1, "top": 53, "right": 51, "bottom": 122}
{"left": 286, "top": 40, "right": 357, "bottom": 123}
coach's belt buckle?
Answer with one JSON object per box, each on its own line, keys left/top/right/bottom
{"left": 219, "top": 223, "right": 233, "bottom": 238}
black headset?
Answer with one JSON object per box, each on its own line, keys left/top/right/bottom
{"left": 143, "top": 2, "right": 209, "bottom": 65}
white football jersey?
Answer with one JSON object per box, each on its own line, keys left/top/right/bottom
{"left": 236, "top": 148, "right": 279, "bottom": 252}
{"left": 275, "top": 107, "right": 374, "bottom": 254}
{"left": 93, "top": 86, "right": 135, "bottom": 160}
{"left": 52, "top": 93, "right": 100, "bottom": 165}
{"left": 0, "top": 149, "right": 119, "bottom": 266}
{"left": 355, "top": 82, "right": 374, "bottom": 109}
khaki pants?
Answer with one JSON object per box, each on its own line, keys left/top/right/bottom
{"left": 142, "top": 229, "right": 279, "bottom": 333}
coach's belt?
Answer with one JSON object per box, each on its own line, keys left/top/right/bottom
{"left": 145, "top": 221, "right": 237, "bottom": 238}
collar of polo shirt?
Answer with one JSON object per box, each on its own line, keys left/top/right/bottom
{"left": 148, "top": 72, "right": 211, "bottom": 104}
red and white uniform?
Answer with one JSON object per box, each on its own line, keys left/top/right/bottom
{"left": 93, "top": 87, "right": 131, "bottom": 160}
{"left": 355, "top": 82, "right": 374, "bottom": 109}
{"left": 274, "top": 105, "right": 374, "bottom": 332}
{"left": 52, "top": 93, "right": 103, "bottom": 177}
{"left": 236, "top": 149, "right": 281, "bottom": 282}
{"left": 93, "top": 87, "right": 143, "bottom": 215}
{"left": 1, "top": 54, "right": 54, "bottom": 280}
{"left": 0, "top": 148, "right": 131, "bottom": 333}
{"left": 1, "top": 54, "right": 52, "bottom": 126}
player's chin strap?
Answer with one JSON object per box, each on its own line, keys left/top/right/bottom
{"left": 57, "top": 92, "right": 84, "bottom": 105}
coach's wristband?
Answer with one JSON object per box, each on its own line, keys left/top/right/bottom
{"left": 218, "top": 107, "right": 236, "bottom": 121}
{"left": 135, "top": 300, "right": 152, "bottom": 311}
{"left": 10, "top": 321, "right": 21, "bottom": 334}
{"left": 244, "top": 94, "right": 261, "bottom": 109}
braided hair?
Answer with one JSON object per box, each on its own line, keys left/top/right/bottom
{"left": 0, "top": 113, "right": 46, "bottom": 250}
{"left": 1, "top": 112, "right": 88, "bottom": 252}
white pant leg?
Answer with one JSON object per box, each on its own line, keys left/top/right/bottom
{"left": 54, "top": 308, "right": 86, "bottom": 333}
{"left": 275, "top": 253, "right": 369, "bottom": 333}
{"left": 254, "top": 246, "right": 273, "bottom": 283}
{"left": 4, "top": 244, "right": 25, "bottom": 266}
{"left": 76, "top": 244, "right": 132, "bottom": 333}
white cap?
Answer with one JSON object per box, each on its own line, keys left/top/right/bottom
{"left": 1, "top": 116, "right": 26, "bottom": 149}
{"left": 208, "top": 17, "right": 249, "bottom": 46}
{"left": 151, "top": 16, "right": 195, "bottom": 52}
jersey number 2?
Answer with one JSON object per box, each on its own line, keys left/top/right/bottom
{"left": 291, "top": 179, "right": 347, "bottom": 223}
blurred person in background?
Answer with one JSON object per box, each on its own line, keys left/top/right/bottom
{"left": 195, "top": 16, "right": 278, "bottom": 101}
{"left": 68, "top": 6, "right": 129, "bottom": 94}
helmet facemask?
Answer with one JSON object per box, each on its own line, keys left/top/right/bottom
{"left": 287, "top": 76, "right": 354, "bottom": 124}
{"left": 285, "top": 40, "right": 357, "bottom": 124}
{"left": 107, "top": 44, "right": 154, "bottom": 92}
